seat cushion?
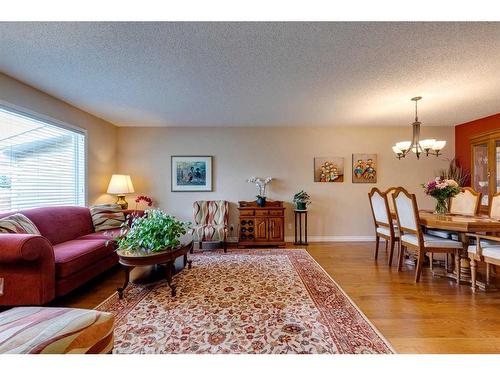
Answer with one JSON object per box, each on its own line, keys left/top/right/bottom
{"left": 402, "top": 233, "right": 462, "bottom": 249}
{"left": 191, "top": 224, "right": 227, "bottom": 241}
{"left": 468, "top": 243, "right": 500, "bottom": 259}
{"left": 426, "top": 229, "right": 452, "bottom": 239}
{"left": 376, "top": 226, "right": 399, "bottom": 237}
{"left": 0, "top": 306, "right": 114, "bottom": 354}
{"left": 53, "top": 239, "right": 115, "bottom": 278}
{"left": 483, "top": 247, "right": 500, "bottom": 259}
{"left": 78, "top": 228, "right": 122, "bottom": 241}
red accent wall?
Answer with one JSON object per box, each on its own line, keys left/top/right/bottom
{"left": 455, "top": 113, "right": 500, "bottom": 183}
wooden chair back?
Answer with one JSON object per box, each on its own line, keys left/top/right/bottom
{"left": 489, "top": 192, "right": 500, "bottom": 219}
{"left": 449, "top": 187, "right": 482, "bottom": 215}
{"left": 392, "top": 187, "right": 424, "bottom": 245}
{"left": 368, "top": 188, "right": 395, "bottom": 237}
{"left": 385, "top": 186, "right": 403, "bottom": 213}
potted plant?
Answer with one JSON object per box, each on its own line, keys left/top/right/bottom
{"left": 113, "top": 209, "right": 191, "bottom": 254}
{"left": 247, "top": 177, "right": 273, "bottom": 207}
{"left": 422, "top": 178, "right": 461, "bottom": 214}
{"left": 293, "top": 190, "right": 311, "bottom": 211}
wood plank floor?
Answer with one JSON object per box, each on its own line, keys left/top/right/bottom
{"left": 53, "top": 241, "right": 500, "bottom": 354}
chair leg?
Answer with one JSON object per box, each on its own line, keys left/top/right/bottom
{"left": 486, "top": 263, "right": 491, "bottom": 285}
{"left": 223, "top": 241, "right": 227, "bottom": 253}
{"left": 385, "top": 240, "right": 388, "bottom": 251}
{"left": 374, "top": 235, "right": 380, "bottom": 260}
{"left": 415, "top": 249, "right": 425, "bottom": 283}
{"left": 429, "top": 252, "right": 433, "bottom": 272}
{"left": 397, "top": 241, "right": 404, "bottom": 271}
{"left": 388, "top": 238, "right": 395, "bottom": 267}
{"left": 470, "top": 258, "right": 477, "bottom": 293}
{"left": 455, "top": 250, "right": 461, "bottom": 285}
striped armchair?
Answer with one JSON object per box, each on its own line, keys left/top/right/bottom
{"left": 191, "top": 200, "right": 229, "bottom": 252}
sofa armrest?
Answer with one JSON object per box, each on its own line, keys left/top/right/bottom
{"left": 0, "top": 234, "right": 53, "bottom": 263}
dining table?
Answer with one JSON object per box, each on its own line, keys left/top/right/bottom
{"left": 394, "top": 210, "right": 500, "bottom": 290}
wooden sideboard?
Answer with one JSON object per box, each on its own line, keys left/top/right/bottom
{"left": 237, "top": 200, "right": 286, "bottom": 248}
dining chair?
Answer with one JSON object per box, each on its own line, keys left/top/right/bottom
{"left": 489, "top": 192, "right": 500, "bottom": 219}
{"left": 368, "top": 188, "right": 399, "bottom": 266}
{"left": 427, "top": 187, "right": 482, "bottom": 240}
{"left": 467, "top": 233, "right": 500, "bottom": 292}
{"left": 392, "top": 187, "right": 463, "bottom": 283}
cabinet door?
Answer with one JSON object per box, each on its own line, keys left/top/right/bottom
{"left": 269, "top": 217, "right": 284, "bottom": 241}
{"left": 472, "top": 142, "right": 490, "bottom": 208}
{"left": 254, "top": 218, "right": 268, "bottom": 241}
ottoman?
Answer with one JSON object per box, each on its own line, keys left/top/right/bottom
{"left": 0, "top": 306, "right": 114, "bottom": 354}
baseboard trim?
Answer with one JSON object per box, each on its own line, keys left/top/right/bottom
{"left": 226, "top": 236, "right": 375, "bottom": 243}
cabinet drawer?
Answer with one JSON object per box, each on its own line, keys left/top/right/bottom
{"left": 255, "top": 210, "right": 269, "bottom": 216}
{"left": 240, "top": 209, "right": 254, "bottom": 216}
{"left": 269, "top": 210, "right": 283, "bottom": 216}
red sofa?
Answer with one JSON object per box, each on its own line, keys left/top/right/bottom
{"left": 0, "top": 206, "right": 139, "bottom": 306}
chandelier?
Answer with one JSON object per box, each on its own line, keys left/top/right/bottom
{"left": 392, "top": 96, "right": 446, "bottom": 159}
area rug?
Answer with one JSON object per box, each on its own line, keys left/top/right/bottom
{"left": 96, "top": 249, "right": 394, "bottom": 354}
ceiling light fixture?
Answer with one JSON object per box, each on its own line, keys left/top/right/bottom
{"left": 392, "top": 96, "right": 446, "bottom": 159}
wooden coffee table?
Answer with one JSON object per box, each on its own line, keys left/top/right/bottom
{"left": 116, "top": 242, "right": 193, "bottom": 299}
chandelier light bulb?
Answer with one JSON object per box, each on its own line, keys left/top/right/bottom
{"left": 419, "top": 139, "right": 436, "bottom": 150}
{"left": 392, "top": 145, "right": 402, "bottom": 154}
{"left": 432, "top": 140, "right": 446, "bottom": 151}
{"left": 396, "top": 141, "right": 411, "bottom": 151}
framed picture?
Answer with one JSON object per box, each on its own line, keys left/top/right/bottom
{"left": 171, "top": 156, "right": 213, "bottom": 192}
{"left": 314, "top": 157, "right": 344, "bottom": 182}
{"left": 352, "top": 153, "right": 377, "bottom": 183}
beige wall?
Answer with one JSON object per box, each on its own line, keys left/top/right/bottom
{"left": 0, "top": 73, "right": 118, "bottom": 205}
{"left": 117, "top": 126, "right": 455, "bottom": 240}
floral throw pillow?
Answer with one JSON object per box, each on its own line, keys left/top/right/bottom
{"left": 0, "top": 213, "right": 41, "bottom": 235}
{"left": 90, "top": 204, "right": 126, "bottom": 232}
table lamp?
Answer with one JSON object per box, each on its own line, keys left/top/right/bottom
{"left": 107, "top": 174, "right": 135, "bottom": 209}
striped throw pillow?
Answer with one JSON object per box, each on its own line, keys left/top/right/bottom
{"left": 90, "top": 204, "right": 126, "bottom": 232}
{"left": 0, "top": 213, "right": 41, "bottom": 235}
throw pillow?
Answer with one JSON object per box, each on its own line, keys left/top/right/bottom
{"left": 0, "top": 213, "right": 41, "bottom": 234}
{"left": 90, "top": 204, "right": 126, "bottom": 232}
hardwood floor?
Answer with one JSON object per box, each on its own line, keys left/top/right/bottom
{"left": 53, "top": 241, "right": 500, "bottom": 354}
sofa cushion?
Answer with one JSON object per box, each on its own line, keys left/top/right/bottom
{"left": 53, "top": 239, "right": 115, "bottom": 278}
{"left": 90, "top": 204, "right": 125, "bottom": 232}
{"left": 0, "top": 207, "right": 94, "bottom": 245}
{"left": 0, "top": 306, "right": 114, "bottom": 354}
{"left": 0, "top": 213, "right": 40, "bottom": 234}
{"left": 78, "top": 228, "right": 122, "bottom": 241}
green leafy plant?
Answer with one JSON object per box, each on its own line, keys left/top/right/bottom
{"left": 114, "top": 209, "right": 191, "bottom": 254}
{"left": 293, "top": 190, "right": 311, "bottom": 209}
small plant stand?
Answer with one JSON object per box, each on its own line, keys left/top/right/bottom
{"left": 294, "top": 209, "right": 308, "bottom": 245}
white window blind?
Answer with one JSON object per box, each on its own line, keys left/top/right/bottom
{"left": 0, "top": 107, "right": 86, "bottom": 212}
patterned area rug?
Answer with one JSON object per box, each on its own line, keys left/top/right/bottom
{"left": 96, "top": 249, "right": 394, "bottom": 354}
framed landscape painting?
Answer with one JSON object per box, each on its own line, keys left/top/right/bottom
{"left": 171, "top": 156, "right": 213, "bottom": 192}
{"left": 314, "top": 157, "right": 344, "bottom": 182}
{"left": 352, "top": 153, "right": 377, "bottom": 183}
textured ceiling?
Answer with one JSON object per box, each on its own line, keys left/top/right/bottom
{"left": 0, "top": 22, "right": 499, "bottom": 127}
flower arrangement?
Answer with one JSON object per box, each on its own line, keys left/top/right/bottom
{"left": 135, "top": 195, "right": 153, "bottom": 210}
{"left": 114, "top": 209, "right": 191, "bottom": 254}
{"left": 247, "top": 177, "right": 273, "bottom": 206}
{"left": 422, "top": 177, "right": 461, "bottom": 214}
{"left": 293, "top": 190, "right": 311, "bottom": 210}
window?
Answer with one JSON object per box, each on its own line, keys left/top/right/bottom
{"left": 0, "top": 106, "right": 86, "bottom": 212}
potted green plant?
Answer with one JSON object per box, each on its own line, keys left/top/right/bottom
{"left": 113, "top": 209, "right": 191, "bottom": 254}
{"left": 293, "top": 190, "right": 311, "bottom": 211}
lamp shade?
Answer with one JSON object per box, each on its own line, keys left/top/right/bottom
{"left": 107, "top": 174, "right": 135, "bottom": 194}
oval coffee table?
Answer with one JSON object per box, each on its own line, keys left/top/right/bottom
{"left": 116, "top": 242, "right": 193, "bottom": 299}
